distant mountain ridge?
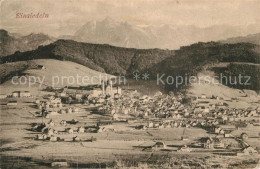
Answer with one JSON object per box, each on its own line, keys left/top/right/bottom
{"left": 71, "top": 17, "right": 260, "bottom": 50}
{"left": 0, "top": 29, "right": 55, "bottom": 57}
{"left": 220, "top": 33, "right": 260, "bottom": 45}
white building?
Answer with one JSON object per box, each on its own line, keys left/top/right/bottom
{"left": 12, "top": 91, "right": 20, "bottom": 97}
{"left": 20, "top": 91, "right": 31, "bottom": 97}
{"left": 0, "top": 94, "right": 7, "bottom": 99}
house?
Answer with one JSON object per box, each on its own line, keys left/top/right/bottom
{"left": 48, "top": 128, "right": 56, "bottom": 135}
{"left": 242, "top": 146, "right": 258, "bottom": 155}
{"left": 60, "top": 120, "right": 67, "bottom": 126}
{"left": 66, "top": 128, "right": 74, "bottom": 134}
{"left": 201, "top": 94, "right": 207, "bottom": 99}
{"left": 224, "top": 133, "right": 234, "bottom": 138}
{"left": 20, "top": 91, "right": 30, "bottom": 97}
{"left": 59, "top": 109, "right": 66, "bottom": 114}
{"left": 123, "top": 108, "right": 129, "bottom": 115}
{"left": 113, "top": 113, "right": 119, "bottom": 120}
{"left": 34, "top": 65, "right": 46, "bottom": 70}
{"left": 148, "top": 122, "right": 154, "bottom": 128}
{"left": 215, "top": 127, "right": 221, "bottom": 134}
{"left": 42, "top": 128, "right": 56, "bottom": 135}
{"left": 12, "top": 91, "right": 20, "bottom": 97}
{"left": 35, "top": 99, "right": 40, "bottom": 104}
{"left": 144, "top": 111, "right": 149, "bottom": 116}
{"left": 7, "top": 101, "right": 17, "bottom": 106}
{"left": 177, "top": 145, "right": 192, "bottom": 152}
{"left": 51, "top": 160, "right": 68, "bottom": 167}
{"left": 92, "top": 88, "right": 103, "bottom": 97}
{"left": 60, "top": 92, "right": 67, "bottom": 97}
{"left": 72, "top": 107, "right": 79, "bottom": 113}
{"left": 152, "top": 142, "right": 166, "bottom": 150}
{"left": 200, "top": 137, "right": 223, "bottom": 149}
{"left": 12, "top": 91, "right": 30, "bottom": 97}
{"left": 0, "top": 94, "right": 7, "bottom": 99}
{"left": 67, "top": 108, "right": 72, "bottom": 114}
{"left": 47, "top": 119, "right": 55, "bottom": 127}
{"left": 248, "top": 110, "right": 258, "bottom": 117}
{"left": 75, "top": 94, "right": 83, "bottom": 99}
{"left": 35, "top": 134, "right": 48, "bottom": 140}
{"left": 50, "top": 98, "right": 61, "bottom": 104}
{"left": 49, "top": 136, "right": 58, "bottom": 141}
{"left": 203, "top": 108, "right": 210, "bottom": 113}
{"left": 78, "top": 127, "right": 85, "bottom": 133}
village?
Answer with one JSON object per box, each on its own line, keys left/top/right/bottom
{"left": 0, "top": 79, "right": 260, "bottom": 167}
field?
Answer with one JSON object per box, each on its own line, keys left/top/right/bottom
{"left": 0, "top": 61, "right": 260, "bottom": 168}
{"left": 187, "top": 64, "right": 260, "bottom": 109}
{"left": 0, "top": 95, "right": 259, "bottom": 168}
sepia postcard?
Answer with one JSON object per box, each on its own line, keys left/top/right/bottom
{"left": 0, "top": 0, "right": 259, "bottom": 168}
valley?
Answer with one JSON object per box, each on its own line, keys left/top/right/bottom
{"left": 0, "top": 24, "right": 260, "bottom": 169}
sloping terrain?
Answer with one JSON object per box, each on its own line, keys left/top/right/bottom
{"left": 2, "top": 40, "right": 259, "bottom": 76}
{"left": 212, "top": 62, "right": 260, "bottom": 92}
{"left": 0, "top": 29, "right": 55, "bottom": 57}
{"left": 0, "top": 40, "right": 175, "bottom": 75}
{"left": 220, "top": 33, "right": 260, "bottom": 45}
{"left": 0, "top": 59, "right": 113, "bottom": 94}
{"left": 187, "top": 67, "right": 260, "bottom": 109}
{"left": 0, "top": 61, "right": 30, "bottom": 83}
{"left": 147, "top": 42, "right": 260, "bottom": 91}
{"left": 1, "top": 38, "right": 259, "bottom": 92}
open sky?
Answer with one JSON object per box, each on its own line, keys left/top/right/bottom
{"left": 0, "top": 0, "right": 259, "bottom": 36}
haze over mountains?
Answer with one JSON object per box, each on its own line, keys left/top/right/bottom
{"left": 1, "top": 17, "right": 260, "bottom": 58}
{"left": 71, "top": 17, "right": 260, "bottom": 49}
{"left": 0, "top": 17, "right": 259, "bottom": 91}
{"left": 1, "top": 25, "right": 259, "bottom": 92}
{"left": 0, "top": 29, "right": 55, "bottom": 57}
{"left": 220, "top": 33, "right": 260, "bottom": 45}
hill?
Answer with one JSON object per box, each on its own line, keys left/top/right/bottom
{"left": 212, "top": 62, "right": 260, "bottom": 92}
{"left": 0, "top": 29, "right": 55, "bottom": 57}
{"left": 0, "top": 40, "right": 175, "bottom": 75}
{"left": 148, "top": 42, "right": 260, "bottom": 76}
{"left": 1, "top": 39, "right": 259, "bottom": 92}
{"left": 0, "top": 59, "right": 113, "bottom": 93}
{"left": 146, "top": 42, "right": 260, "bottom": 92}
{"left": 220, "top": 33, "right": 260, "bottom": 45}
{"left": 187, "top": 68, "right": 260, "bottom": 109}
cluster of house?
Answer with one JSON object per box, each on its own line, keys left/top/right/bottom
{"left": 53, "top": 79, "right": 122, "bottom": 104}
{"left": 34, "top": 96, "right": 82, "bottom": 118}
{"left": 22, "top": 81, "right": 258, "bottom": 155}
{"left": 92, "top": 91, "right": 259, "bottom": 127}
{"left": 34, "top": 119, "right": 95, "bottom": 142}
{"left": 37, "top": 97, "right": 62, "bottom": 109}
{"left": 0, "top": 91, "right": 31, "bottom": 105}
{"left": 143, "top": 119, "right": 217, "bottom": 129}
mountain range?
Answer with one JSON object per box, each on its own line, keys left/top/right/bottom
{"left": 0, "top": 29, "right": 55, "bottom": 57}
{"left": 70, "top": 17, "right": 260, "bottom": 50}
{"left": 1, "top": 18, "right": 260, "bottom": 58}
{"left": 220, "top": 33, "right": 260, "bottom": 45}
{"left": 1, "top": 29, "right": 259, "bottom": 91}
